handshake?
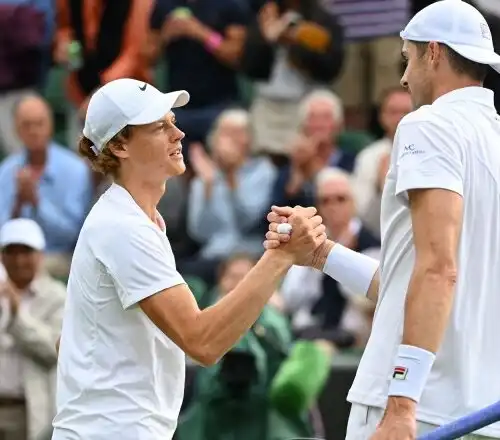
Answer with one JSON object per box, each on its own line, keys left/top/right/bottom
{"left": 263, "top": 205, "right": 334, "bottom": 270}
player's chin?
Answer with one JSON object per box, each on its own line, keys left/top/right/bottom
{"left": 166, "top": 154, "right": 186, "bottom": 176}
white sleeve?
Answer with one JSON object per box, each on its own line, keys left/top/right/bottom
{"left": 394, "top": 120, "right": 464, "bottom": 201}
{"left": 100, "top": 224, "right": 185, "bottom": 309}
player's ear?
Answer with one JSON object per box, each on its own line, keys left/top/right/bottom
{"left": 107, "top": 139, "right": 129, "bottom": 159}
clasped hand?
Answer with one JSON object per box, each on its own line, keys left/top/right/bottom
{"left": 263, "top": 205, "right": 328, "bottom": 265}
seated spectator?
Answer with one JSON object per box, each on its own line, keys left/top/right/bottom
{"left": 182, "top": 109, "right": 276, "bottom": 286}
{"left": 0, "top": 95, "right": 93, "bottom": 279}
{"left": 54, "top": 0, "right": 153, "bottom": 149}
{"left": 157, "top": 174, "right": 198, "bottom": 260}
{"left": 241, "top": 0, "right": 344, "bottom": 160}
{"left": 0, "top": 219, "right": 66, "bottom": 440}
{"left": 0, "top": 0, "right": 54, "bottom": 155}
{"left": 147, "top": 0, "right": 251, "bottom": 145}
{"left": 352, "top": 87, "right": 412, "bottom": 238}
{"left": 300, "top": 89, "right": 356, "bottom": 171}
{"left": 269, "top": 89, "right": 352, "bottom": 209}
{"left": 270, "top": 133, "right": 322, "bottom": 209}
{"left": 280, "top": 167, "right": 379, "bottom": 339}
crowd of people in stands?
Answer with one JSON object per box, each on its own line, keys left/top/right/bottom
{"left": 1, "top": 0, "right": 500, "bottom": 439}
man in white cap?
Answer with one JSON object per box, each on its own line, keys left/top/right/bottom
{"left": 52, "top": 78, "right": 327, "bottom": 440}
{"left": 0, "top": 219, "right": 65, "bottom": 440}
{"left": 264, "top": 0, "right": 500, "bottom": 438}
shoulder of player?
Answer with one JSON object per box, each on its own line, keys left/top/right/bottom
{"left": 84, "top": 208, "right": 162, "bottom": 251}
{"left": 398, "top": 105, "right": 455, "bottom": 131}
{"left": 396, "top": 105, "right": 461, "bottom": 143}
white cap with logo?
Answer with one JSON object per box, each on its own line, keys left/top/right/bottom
{"left": 0, "top": 219, "right": 46, "bottom": 251}
{"left": 401, "top": 0, "right": 500, "bottom": 73}
{"left": 83, "top": 78, "right": 190, "bottom": 154}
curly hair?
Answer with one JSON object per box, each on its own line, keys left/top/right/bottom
{"left": 78, "top": 126, "right": 132, "bottom": 177}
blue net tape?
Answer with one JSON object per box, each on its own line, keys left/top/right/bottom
{"left": 419, "top": 401, "right": 500, "bottom": 440}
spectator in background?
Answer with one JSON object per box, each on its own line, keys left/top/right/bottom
{"left": 156, "top": 174, "right": 197, "bottom": 261}
{"left": 183, "top": 109, "right": 276, "bottom": 286}
{"left": 0, "top": 219, "right": 65, "bottom": 440}
{"left": 0, "top": 95, "right": 92, "bottom": 279}
{"left": 280, "top": 167, "right": 379, "bottom": 341}
{"left": 270, "top": 89, "right": 351, "bottom": 208}
{"left": 352, "top": 87, "right": 412, "bottom": 238}
{"left": 0, "top": 0, "right": 54, "bottom": 155}
{"left": 147, "top": 0, "right": 251, "bottom": 145}
{"left": 301, "top": 89, "right": 355, "bottom": 171}
{"left": 270, "top": 133, "right": 320, "bottom": 209}
{"left": 54, "top": 0, "right": 153, "bottom": 149}
{"left": 328, "top": 0, "right": 410, "bottom": 128}
{"left": 241, "top": 0, "right": 344, "bottom": 161}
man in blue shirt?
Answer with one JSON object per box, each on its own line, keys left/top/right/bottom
{"left": 0, "top": 94, "right": 92, "bottom": 278}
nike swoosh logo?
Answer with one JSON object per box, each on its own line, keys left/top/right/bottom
{"left": 139, "top": 83, "right": 147, "bottom": 91}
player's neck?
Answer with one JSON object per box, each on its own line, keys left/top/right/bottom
{"left": 432, "top": 77, "right": 482, "bottom": 103}
{"left": 115, "top": 176, "right": 166, "bottom": 221}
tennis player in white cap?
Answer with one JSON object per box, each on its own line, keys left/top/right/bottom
{"left": 266, "top": 0, "right": 500, "bottom": 438}
{"left": 51, "top": 78, "right": 327, "bottom": 440}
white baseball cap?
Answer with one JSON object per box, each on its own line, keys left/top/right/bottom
{"left": 0, "top": 219, "right": 46, "bottom": 251}
{"left": 83, "top": 78, "right": 190, "bottom": 154}
{"left": 400, "top": 0, "right": 500, "bottom": 74}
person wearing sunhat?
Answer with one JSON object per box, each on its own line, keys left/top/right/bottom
{"left": 0, "top": 219, "right": 66, "bottom": 440}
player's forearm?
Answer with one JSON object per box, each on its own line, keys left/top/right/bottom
{"left": 402, "top": 262, "right": 457, "bottom": 353}
{"left": 313, "top": 239, "right": 380, "bottom": 302}
{"left": 194, "top": 251, "right": 292, "bottom": 364}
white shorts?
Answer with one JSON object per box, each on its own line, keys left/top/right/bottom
{"left": 345, "top": 403, "right": 495, "bottom": 440}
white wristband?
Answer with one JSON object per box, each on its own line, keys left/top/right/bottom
{"left": 322, "top": 244, "right": 379, "bottom": 296}
{"left": 388, "top": 344, "right": 436, "bottom": 403}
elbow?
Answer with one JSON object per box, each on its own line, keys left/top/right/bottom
{"left": 184, "top": 340, "right": 220, "bottom": 367}
{"left": 418, "top": 255, "right": 458, "bottom": 287}
{"left": 183, "top": 325, "right": 222, "bottom": 367}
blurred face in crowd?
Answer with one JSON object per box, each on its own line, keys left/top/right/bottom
{"left": 211, "top": 113, "right": 250, "bottom": 169}
{"left": 303, "top": 98, "right": 341, "bottom": 144}
{"left": 400, "top": 40, "right": 435, "bottom": 108}
{"left": 290, "top": 133, "right": 317, "bottom": 167}
{"left": 379, "top": 89, "right": 413, "bottom": 139}
{"left": 1, "top": 245, "right": 41, "bottom": 288}
{"left": 112, "top": 112, "right": 186, "bottom": 182}
{"left": 218, "top": 256, "right": 255, "bottom": 296}
{"left": 316, "top": 175, "right": 355, "bottom": 238}
{"left": 15, "top": 96, "right": 53, "bottom": 153}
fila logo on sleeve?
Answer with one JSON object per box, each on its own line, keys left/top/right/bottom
{"left": 393, "top": 366, "right": 408, "bottom": 380}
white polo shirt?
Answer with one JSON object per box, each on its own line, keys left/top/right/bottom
{"left": 53, "top": 184, "right": 186, "bottom": 440}
{"left": 348, "top": 87, "right": 500, "bottom": 437}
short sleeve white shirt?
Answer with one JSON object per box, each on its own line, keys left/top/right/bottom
{"left": 53, "top": 184, "right": 186, "bottom": 440}
{"left": 348, "top": 87, "right": 500, "bottom": 437}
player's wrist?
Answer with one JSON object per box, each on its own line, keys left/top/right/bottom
{"left": 388, "top": 344, "right": 436, "bottom": 403}
{"left": 322, "top": 243, "right": 379, "bottom": 296}
{"left": 386, "top": 396, "right": 417, "bottom": 416}
{"left": 263, "top": 248, "right": 295, "bottom": 267}
{"left": 311, "top": 239, "right": 335, "bottom": 270}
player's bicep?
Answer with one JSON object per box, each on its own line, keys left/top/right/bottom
{"left": 139, "top": 283, "right": 202, "bottom": 356}
{"left": 409, "top": 188, "right": 463, "bottom": 269}
{"left": 395, "top": 121, "right": 464, "bottom": 202}
{"left": 101, "top": 225, "right": 185, "bottom": 309}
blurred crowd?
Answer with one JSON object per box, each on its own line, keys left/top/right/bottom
{"left": 1, "top": 0, "right": 499, "bottom": 439}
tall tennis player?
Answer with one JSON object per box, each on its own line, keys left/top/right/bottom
{"left": 51, "top": 78, "right": 327, "bottom": 440}
{"left": 266, "top": 1, "right": 500, "bottom": 439}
